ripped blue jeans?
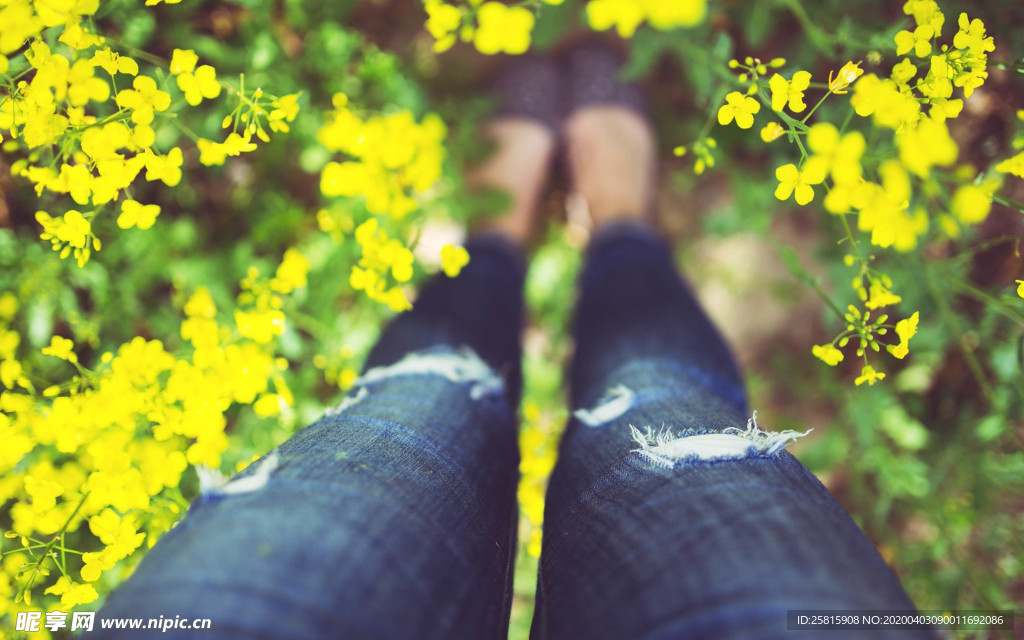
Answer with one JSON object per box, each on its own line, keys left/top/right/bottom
{"left": 96, "top": 223, "right": 928, "bottom": 639}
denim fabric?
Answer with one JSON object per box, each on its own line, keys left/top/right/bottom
{"left": 96, "top": 223, "right": 928, "bottom": 640}
{"left": 531, "top": 222, "right": 931, "bottom": 640}
{"left": 95, "top": 235, "right": 525, "bottom": 639}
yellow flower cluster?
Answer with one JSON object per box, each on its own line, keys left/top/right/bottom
{"left": 319, "top": 94, "right": 446, "bottom": 221}
{"left": 0, "top": 249, "right": 306, "bottom": 613}
{"left": 440, "top": 244, "right": 469, "bottom": 277}
{"left": 587, "top": 0, "right": 707, "bottom": 38}
{"left": 1, "top": 7, "right": 299, "bottom": 266}
{"left": 422, "top": 0, "right": 705, "bottom": 55}
{"left": 350, "top": 218, "right": 416, "bottom": 312}
{"left": 717, "top": 2, "right": 1000, "bottom": 384}
{"left": 200, "top": 81, "right": 300, "bottom": 166}
{"left": 424, "top": 0, "right": 560, "bottom": 55}
{"left": 317, "top": 95, "right": 461, "bottom": 310}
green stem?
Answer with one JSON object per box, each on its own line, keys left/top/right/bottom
{"left": 838, "top": 211, "right": 866, "bottom": 264}
{"left": 993, "top": 192, "right": 1024, "bottom": 213}
{"left": 103, "top": 38, "right": 166, "bottom": 67}
{"left": 838, "top": 104, "right": 855, "bottom": 135}
{"left": 950, "top": 234, "right": 1024, "bottom": 261}
{"left": 950, "top": 280, "right": 1024, "bottom": 327}
{"left": 167, "top": 114, "right": 200, "bottom": 143}
{"left": 15, "top": 492, "right": 89, "bottom": 600}
{"left": 801, "top": 89, "right": 833, "bottom": 123}
{"left": 938, "top": 173, "right": 1024, "bottom": 213}
{"left": 924, "top": 271, "right": 995, "bottom": 406}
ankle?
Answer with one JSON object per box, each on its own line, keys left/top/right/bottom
{"left": 468, "top": 118, "right": 556, "bottom": 244}
{"left": 564, "top": 106, "right": 656, "bottom": 229}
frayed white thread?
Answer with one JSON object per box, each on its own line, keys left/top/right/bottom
{"left": 324, "top": 386, "right": 368, "bottom": 417}
{"left": 355, "top": 348, "right": 504, "bottom": 400}
{"left": 574, "top": 385, "right": 635, "bottom": 427}
{"left": 629, "top": 411, "right": 810, "bottom": 468}
{"left": 198, "top": 451, "right": 279, "bottom": 497}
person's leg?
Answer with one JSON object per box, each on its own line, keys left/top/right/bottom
{"left": 96, "top": 58, "right": 562, "bottom": 640}
{"left": 95, "top": 235, "right": 524, "bottom": 640}
{"left": 531, "top": 45, "right": 929, "bottom": 640}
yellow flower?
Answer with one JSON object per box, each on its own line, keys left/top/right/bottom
{"left": 440, "top": 244, "right": 469, "bottom": 277}
{"left": 586, "top": 0, "right": 706, "bottom": 37}
{"left": 142, "top": 147, "right": 184, "bottom": 187}
{"left": 234, "top": 309, "right": 285, "bottom": 344}
{"left": 268, "top": 93, "right": 301, "bottom": 133}
{"left": 951, "top": 184, "right": 992, "bottom": 225}
{"left": 953, "top": 13, "right": 994, "bottom": 55}
{"left": 24, "top": 473, "right": 63, "bottom": 509}
{"left": 384, "top": 287, "right": 412, "bottom": 312}
{"left": 176, "top": 64, "right": 221, "bottom": 106}
{"left": 0, "top": 359, "right": 21, "bottom": 388}
{"left": 0, "top": 291, "right": 18, "bottom": 319}
{"left": 887, "top": 311, "right": 919, "bottom": 359}
{"left": 44, "top": 576, "right": 98, "bottom": 608}
{"left": 918, "top": 54, "right": 954, "bottom": 100}
{"left": 865, "top": 280, "right": 902, "bottom": 310}
{"left": 198, "top": 133, "right": 258, "bottom": 166}
{"left": 855, "top": 161, "right": 927, "bottom": 252}
{"left": 425, "top": 0, "right": 462, "bottom": 52}
{"left": 828, "top": 61, "right": 863, "bottom": 94}
{"left": 994, "top": 151, "right": 1024, "bottom": 178}
{"left": 890, "top": 58, "right": 917, "bottom": 88}
{"left": 586, "top": 0, "right": 645, "bottom": 38}
{"left": 61, "top": 209, "right": 92, "bottom": 246}
{"left": 644, "top": 0, "right": 707, "bottom": 29}
{"left": 91, "top": 47, "right": 138, "bottom": 76}
{"left": 804, "top": 123, "right": 865, "bottom": 185}
{"left": 903, "top": 0, "right": 944, "bottom": 34}
{"left": 169, "top": 48, "right": 198, "bottom": 75}
{"left": 270, "top": 249, "right": 310, "bottom": 293}
{"left": 42, "top": 335, "right": 77, "bottom": 363}
{"left": 0, "top": 2, "right": 41, "bottom": 54}
{"left": 473, "top": 2, "right": 534, "bottom": 55}
{"left": 769, "top": 71, "right": 811, "bottom": 112}
{"left": 117, "top": 200, "right": 160, "bottom": 230}
{"left": 58, "top": 22, "right": 104, "bottom": 49}
{"left": 812, "top": 344, "right": 844, "bottom": 366}
{"left": 851, "top": 74, "right": 920, "bottom": 130}
{"left": 115, "top": 75, "right": 171, "bottom": 126}
{"left": 895, "top": 25, "right": 934, "bottom": 58}
{"left": 185, "top": 287, "right": 217, "bottom": 318}
{"left": 774, "top": 163, "right": 824, "bottom": 206}
{"left": 253, "top": 394, "right": 281, "bottom": 417}
{"left": 338, "top": 367, "right": 358, "bottom": 390}
{"left": 321, "top": 161, "right": 369, "bottom": 198}
{"left": 760, "top": 122, "right": 785, "bottom": 142}
{"left": 63, "top": 59, "right": 110, "bottom": 106}
{"left": 81, "top": 547, "right": 119, "bottom": 582}
{"left": 1016, "top": 280, "right": 1024, "bottom": 298}
{"left": 896, "top": 117, "right": 957, "bottom": 178}
{"left": 318, "top": 106, "right": 445, "bottom": 220}
{"left": 855, "top": 364, "right": 886, "bottom": 386}
{"left": 717, "top": 91, "right": 760, "bottom": 129}
{"left": 36, "top": 210, "right": 99, "bottom": 265}
{"left": 928, "top": 98, "right": 963, "bottom": 122}
{"left": 389, "top": 246, "right": 415, "bottom": 283}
